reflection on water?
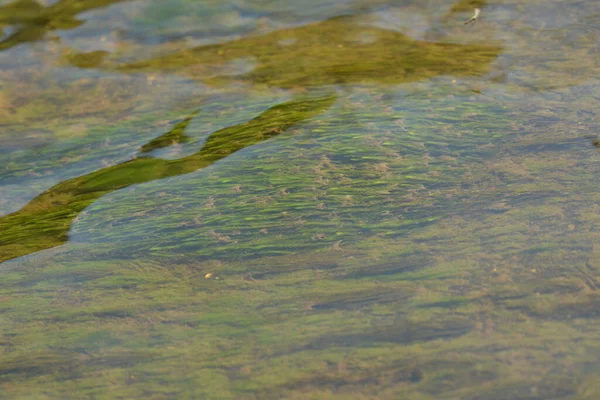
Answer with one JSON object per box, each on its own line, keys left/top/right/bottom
{"left": 1, "top": 0, "right": 600, "bottom": 398}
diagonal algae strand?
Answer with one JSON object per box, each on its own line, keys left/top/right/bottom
{"left": 0, "top": 94, "right": 336, "bottom": 263}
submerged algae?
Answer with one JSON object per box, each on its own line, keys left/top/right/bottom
{"left": 0, "top": 95, "right": 336, "bottom": 263}
{"left": 0, "top": 9, "right": 505, "bottom": 263}
{"left": 1, "top": 0, "right": 600, "bottom": 398}
{"left": 138, "top": 110, "right": 199, "bottom": 154}
{"left": 114, "top": 15, "right": 501, "bottom": 88}
{"left": 0, "top": 0, "right": 126, "bottom": 51}
{"left": 2, "top": 196, "right": 600, "bottom": 399}
{"left": 70, "top": 86, "right": 513, "bottom": 262}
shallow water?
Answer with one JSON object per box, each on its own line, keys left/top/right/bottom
{"left": 1, "top": 0, "right": 599, "bottom": 398}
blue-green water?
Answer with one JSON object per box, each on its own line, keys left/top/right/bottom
{"left": 1, "top": 0, "right": 599, "bottom": 398}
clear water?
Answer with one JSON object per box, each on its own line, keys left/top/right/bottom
{"left": 1, "top": 0, "right": 599, "bottom": 398}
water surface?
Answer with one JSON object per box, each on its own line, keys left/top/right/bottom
{"left": 1, "top": 0, "right": 599, "bottom": 398}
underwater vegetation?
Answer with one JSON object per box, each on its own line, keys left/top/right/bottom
{"left": 0, "top": 95, "right": 336, "bottom": 263}
{"left": 0, "top": 0, "right": 126, "bottom": 51}
{"left": 138, "top": 110, "right": 198, "bottom": 154}
{"left": 1, "top": 0, "right": 600, "bottom": 398}
{"left": 0, "top": 6, "right": 504, "bottom": 263}
{"left": 113, "top": 15, "right": 501, "bottom": 88}
{"left": 69, "top": 85, "right": 514, "bottom": 262}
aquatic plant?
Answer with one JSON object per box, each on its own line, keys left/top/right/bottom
{"left": 2, "top": 0, "right": 600, "bottom": 399}
{"left": 0, "top": 94, "right": 336, "bottom": 263}
{"left": 0, "top": 0, "right": 127, "bottom": 50}
{"left": 115, "top": 15, "right": 502, "bottom": 88}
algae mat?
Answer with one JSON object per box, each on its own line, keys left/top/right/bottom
{"left": 1, "top": 0, "right": 600, "bottom": 399}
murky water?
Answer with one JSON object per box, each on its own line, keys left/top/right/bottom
{"left": 1, "top": 0, "right": 599, "bottom": 398}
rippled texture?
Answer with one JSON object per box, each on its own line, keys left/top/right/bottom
{"left": 1, "top": 0, "right": 599, "bottom": 398}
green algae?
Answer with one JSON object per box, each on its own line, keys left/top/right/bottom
{"left": 138, "top": 110, "right": 199, "bottom": 154}
{"left": 63, "top": 50, "right": 109, "bottom": 69}
{"left": 2, "top": 205, "right": 600, "bottom": 399}
{"left": 0, "top": 0, "right": 126, "bottom": 51}
{"left": 0, "top": 86, "right": 290, "bottom": 217}
{"left": 1, "top": 0, "right": 600, "bottom": 398}
{"left": 0, "top": 4, "right": 506, "bottom": 262}
{"left": 3, "top": 82, "right": 595, "bottom": 399}
{"left": 66, "top": 84, "right": 513, "bottom": 263}
{"left": 0, "top": 94, "right": 336, "bottom": 263}
{"left": 113, "top": 15, "right": 501, "bottom": 89}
